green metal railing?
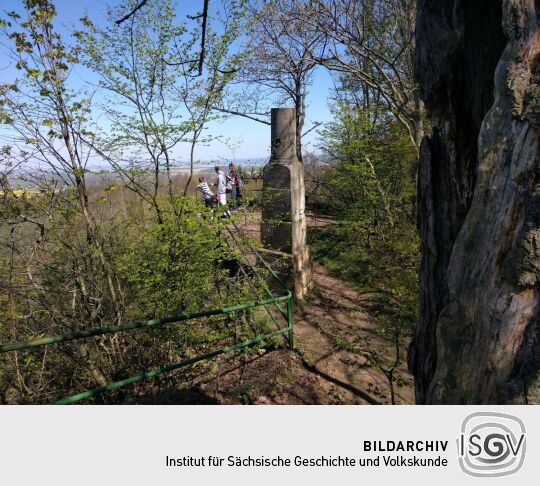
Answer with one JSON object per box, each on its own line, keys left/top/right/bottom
{"left": 0, "top": 221, "right": 293, "bottom": 405}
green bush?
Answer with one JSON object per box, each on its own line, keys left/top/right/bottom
{"left": 118, "top": 210, "right": 234, "bottom": 318}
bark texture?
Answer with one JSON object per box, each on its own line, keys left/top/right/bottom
{"left": 409, "top": 0, "right": 540, "bottom": 403}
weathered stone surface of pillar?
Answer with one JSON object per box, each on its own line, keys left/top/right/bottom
{"left": 262, "top": 108, "right": 312, "bottom": 300}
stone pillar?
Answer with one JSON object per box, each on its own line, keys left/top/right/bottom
{"left": 262, "top": 108, "right": 312, "bottom": 300}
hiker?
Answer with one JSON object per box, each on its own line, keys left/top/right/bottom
{"left": 227, "top": 162, "right": 238, "bottom": 209}
{"left": 228, "top": 162, "right": 244, "bottom": 209}
{"left": 214, "top": 165, "right": 231, "bottom": 217}
{"left": 236, "top": 168, "right": 244, "bottom": 206}
{"left": 196, "top": 176, "right": 216, "bottom": 209}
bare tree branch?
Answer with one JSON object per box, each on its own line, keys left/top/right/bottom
{"left": 211, "top": 105, "right": 270, "bottom": 124}
{"left": 115, "top": 0, "right": 150, "bottom": 25}
{"left": 196, "top": 0, "right": 210, "bottom": 75}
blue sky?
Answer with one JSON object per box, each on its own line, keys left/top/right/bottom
{"left": 0, "top": 0, "right": 335, "bottom": 164}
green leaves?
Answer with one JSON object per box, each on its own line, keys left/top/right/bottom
{"left": 6, "top": 11, "right": 22, "bottom": 21}
{"left": 117, "top": 202, "right": 234, "bottom": 318}
{"left": 313, "top": 98, "right": 419, "bottom": 370}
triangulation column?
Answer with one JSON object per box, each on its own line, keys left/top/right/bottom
{"left": 261, "top": 108, "right": 312, "bottom": 300}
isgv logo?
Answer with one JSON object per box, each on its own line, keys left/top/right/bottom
{"left": 457, "top": 412, "right": 526, "bottom": 477}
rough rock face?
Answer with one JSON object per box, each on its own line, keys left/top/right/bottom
{"left": 409, "top": 0, "right": 540, "bottom": 403}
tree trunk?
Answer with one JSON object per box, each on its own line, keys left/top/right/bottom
{"left": 409, "top": 0, "right": 540, "bottom": 404}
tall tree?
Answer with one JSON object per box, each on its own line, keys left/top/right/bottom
{"left": 77, "top": 0, "right": 245, "bottom": 219}
{"left": 409, "top": 0, "right": 540, "bottom": 404}
{"left": 0, "top": 0, "right": 127, "bottom": 391}
{"left": 78, "top": 0, "right": 191, "bottom": 222}
{"left": 216, "top": 0, "right": 326, "bottom": 162}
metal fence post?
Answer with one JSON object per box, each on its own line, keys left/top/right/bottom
{"left": 287, "top": 297, "right": 294, "bottom": 350}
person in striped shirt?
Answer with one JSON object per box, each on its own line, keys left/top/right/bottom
{"left": 196, "top": 176, "right": 216, "bottom": 208}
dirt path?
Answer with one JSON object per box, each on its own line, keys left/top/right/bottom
{"left": 293, "top": 262, "right": 413, "bottom": 404}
